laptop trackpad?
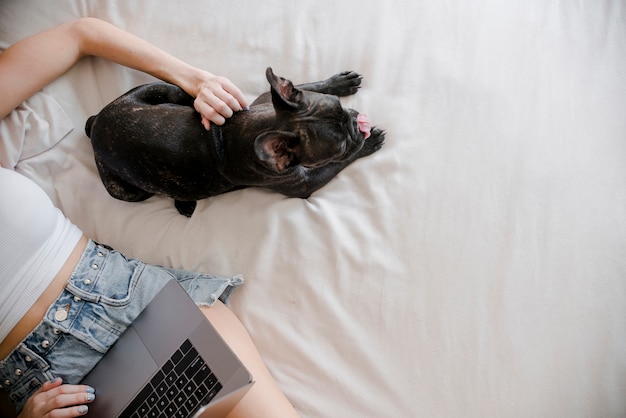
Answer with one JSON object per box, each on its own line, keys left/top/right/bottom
{"left": 82, "top": 326, "right": 157, "bottom": 417}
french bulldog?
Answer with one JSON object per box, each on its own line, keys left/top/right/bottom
{"left": 85, "top": 67, "right": 385, "bottom": 216}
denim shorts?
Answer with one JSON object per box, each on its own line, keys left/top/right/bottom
{"left": 0, "top": 240, "right": 243, "bottom": 413}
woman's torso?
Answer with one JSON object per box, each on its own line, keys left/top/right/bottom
{"left": 0, "top": 167, "right": 84, "bottom": 358}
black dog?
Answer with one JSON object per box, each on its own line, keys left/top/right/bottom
{"left": 85, "top": 68, "right": 384, "bottom": 216}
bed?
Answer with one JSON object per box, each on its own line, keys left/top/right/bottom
{"left": 1, "top": 1, "right": 625, "bottom": 417}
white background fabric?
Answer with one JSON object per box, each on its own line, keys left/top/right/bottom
{"left": 1, "top": 1, "right": 625, "bottom": 416}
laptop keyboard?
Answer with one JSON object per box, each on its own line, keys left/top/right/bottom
{"left": 119, "top": 339, "right": 223, "bottom": 418}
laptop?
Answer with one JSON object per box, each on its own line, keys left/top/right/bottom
{"left": 81, "top": 280, "right": 254, "bottom": 418}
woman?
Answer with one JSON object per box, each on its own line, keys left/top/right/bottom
{"left": 0, "top": 18, "right": 300, "bottom": 418}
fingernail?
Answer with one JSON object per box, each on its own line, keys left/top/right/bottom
{"left": 78, "top": 405, "right": 89, "bottom": 414}
{"left": 244, "top": 106, "right": 250, "bottom": 111}
{"left": 86, "top": 393, "right": 95, "bottom": 401}
{"left": 86, "top": 386, "right": 95, "bottom": 394}
{"left": 50, "top": 377, "right": 62, "bottom": 384}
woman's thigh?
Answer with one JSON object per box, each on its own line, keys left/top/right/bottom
{"left": 199, "top": 303, "right": 300, "bottom": 418}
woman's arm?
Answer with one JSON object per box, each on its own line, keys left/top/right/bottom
{"left": 0, "top": 17, "right": 247, "bottom": 127}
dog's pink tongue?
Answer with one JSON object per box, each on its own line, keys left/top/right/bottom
{"left": 357, "top": 113, "right": 371, "bottom": 139}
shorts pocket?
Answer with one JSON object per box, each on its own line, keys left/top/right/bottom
{"left": 65, "top": 254, "right": 146, "bottom": 308}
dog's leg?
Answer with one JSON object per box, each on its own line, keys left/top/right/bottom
{"left": 250, "top": 71, "right": 362, "bottom": 106}
{"left": 133, "top": 82, "right": 195, "bottom": 107}
{"left": 94, "top": 159, "right": 154, "bottom": 202}
{"left": 295, "top": 71, "right": 362, "bottom": 97}
{"left": 174, "top": 200, "right": 197, "bottom": 217}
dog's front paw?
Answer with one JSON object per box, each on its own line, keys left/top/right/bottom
{"left": 325, "top": 71, "right": 362, "bottom": 97}
{"left": 357, "top": 127, "right": 385, "bottom": 158}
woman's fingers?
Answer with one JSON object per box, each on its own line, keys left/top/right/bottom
{"left": 18, "top": 378, "right": 96, "bottom": 418}
{"left": 193, "top": 75, "right": 248, "bottom": 129}
{"left": 45, "top": 388, "right": 95, "bottom": 416}
{"left": 214, "top": 76, "right": 248, "bottom": 112}
{"left": 45, "top": 404, "right": 90, "bottom": 418}
{"left": 194, "top": 94, "right": 230, "bottom": 126}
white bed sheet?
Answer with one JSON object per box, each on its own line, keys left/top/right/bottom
{"left": 1, "top": 1, "right": 625, "bottom": 417}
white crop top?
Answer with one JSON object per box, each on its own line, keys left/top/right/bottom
{"left": 0, "top": 167, "right": 83, "bottom": 342}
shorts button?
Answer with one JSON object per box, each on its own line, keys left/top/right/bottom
{"left": 14, "top": 369, "right": 22, "bottom": 376}
{"left": 83, "top": 279, "right": 91, "bottom": 285}
{"left": 74, "top": 296, "right": 82, "bottom": 302}
{"left": 91, "top": 264, "right": 98, "bottom": 270}
{"left": 54, "top": 309, "right": 68, "bottom": 322}
{"left": 24, "top": 356, "right": 32, "bottom": 362}
{"left": 3, "top": 380, "right": 10, "bottom": 387}
{"left": 97, "top": 251, "right": 104, "bottom": 257}
{"left": 41, "top": 340, "right": 50, "bottom": 349}
{"left": 53, "top": 328, "right": 62, "bottom": 335}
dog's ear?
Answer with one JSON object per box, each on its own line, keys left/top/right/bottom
{"left": 254, "top": 131, "right": 300, "bottom": 173}
{"left": 266, "top": 67, "right": 303, "bottom": 111}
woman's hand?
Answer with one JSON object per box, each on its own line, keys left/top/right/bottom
{"left": 192, "top": 71, "right": 249, "bottom": 130}
{"left": 17, "top": 378, "right": 95, "bottom": 418}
